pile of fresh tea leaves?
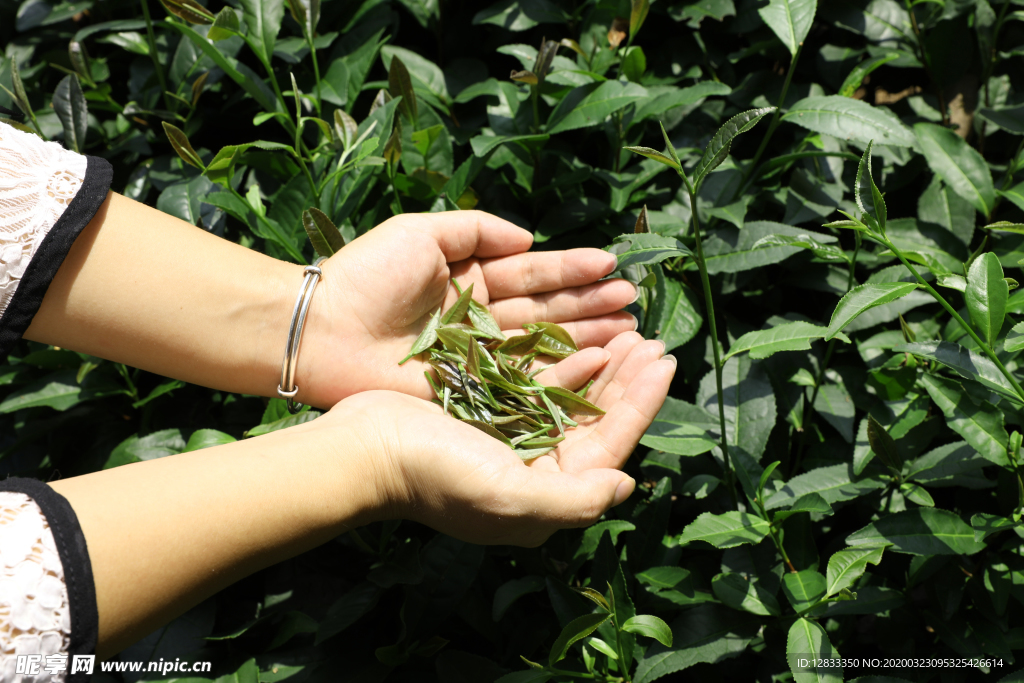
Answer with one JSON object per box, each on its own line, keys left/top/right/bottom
{"left": 400, "top": 281, "right": 605, "bottom": 460}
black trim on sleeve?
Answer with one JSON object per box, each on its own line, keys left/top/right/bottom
{"left": 1, "top": 477, "right": 98, "bottom": 681}
{"left": 0, "top": 154, "right": 113, "bottom": 356}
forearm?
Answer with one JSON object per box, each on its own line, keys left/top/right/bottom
{"left": 48, "top": 415, "right": 378, "bottom": 659}
{"left": 24, "top": 191, "right": 300, "bottom": 398}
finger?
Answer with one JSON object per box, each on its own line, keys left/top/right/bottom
{"left": 592, "top": 339, "right": 668, "bottom": 410}
{"left": 512, "top": 466, "right": 635, "bottom": 532}
{"left": 481, "top": 249, "right": 618, "bottom": 298}
{"left": 582, "top": 331, "right": 645, "bottom": 404}
{"left": 489, "top": 279, "right": 638, "bottom": 329}
{"left": 562, "top": 357, "right": 676, "bottom": 472}
{"left": 527, "top": 455, "right": 561, "bottom": 472}
{"left": 532, "top": 314, "right": 638, "bottom": 350}
{"left": 403, "top": 211, "right": 534, "bottom": 261}
{"left": 534, "top": 347, "right": 611, "bottom": 391}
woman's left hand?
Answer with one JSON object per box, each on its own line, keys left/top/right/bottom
{"left": 298, "top": 210, "right": 638, "bottom": 407}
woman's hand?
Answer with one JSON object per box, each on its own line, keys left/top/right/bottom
{"left": 28, "top": 194, "right": 638, "bottom": 408}
{"left": 298, "top": 211, "right": 638, "bottom": 407}
{"left": 52, "top": 331, "right": 672, "bottom": 656}
{"left": 338, "top": 331, "right": 673, "bottom": 546}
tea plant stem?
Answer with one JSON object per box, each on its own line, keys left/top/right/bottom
{"left": 882, "top": 237, "right": 1024, "bottom": 403}
{"left": 904, "top": 0, "right": 948, "bottom": 126}
{"left": 307, "top": 37, "right": 323, "bottom": 118}
{"left": 138, "top": 0, "right": 172, "bottom": 112}
{"left": 682, "top": 176, "right": 738, "bottom": 507}
{"left": 739, "top": 43, "right": 802, "bottom": 193}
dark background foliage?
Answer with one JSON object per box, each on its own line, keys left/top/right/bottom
{"left": 3, "top": 0, "right": 1024, "bottom": 681}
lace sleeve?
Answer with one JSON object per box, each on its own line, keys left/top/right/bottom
{"left": 0, "top": 122, "right": 113, "bottom": 356}
{"left": 0, "top": 492, "right": 71, "bottom": 682}
{"left": 0, "top": 480, "right": 97, "bottom": 683}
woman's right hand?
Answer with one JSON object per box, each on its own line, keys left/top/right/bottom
{"left": 329, "top": 331, "right": 674, "bottom": 546}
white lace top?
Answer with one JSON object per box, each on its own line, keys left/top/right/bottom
{"left": 0, "top": 122, "right": 90, "bottom": 681}
{"left": 0, "top": 124, "right": 86, "bottom": 321}
{"left": 0, "top": 493, "right": 71, "bottom": 683}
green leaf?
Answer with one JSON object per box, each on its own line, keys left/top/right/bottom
{"left": 846, "top": 508, "right": 986, "bottom": 555}
{"left": 462, "top": 419, "right": 513, "bottom": 447}
{"left": 711, "top": 573, "right": 782, "bottom": 616}
{"left": 543, "top": 386, "right": 605, "bottom": 416}
{"left": 918, "top": 373, "right": 1009, "bottom": 467}
{"left": 643, "top": 266, "right": 702, "bottom": 353}
{"left": 621, "top": 46, "right": 646, "bottom": 83}
{"left": 984, "top": 221, "right": 1024, "bottom": 235}
{"left": 162, "top": 121, "right": 204, "bottom": 170}
{"left": 239, "top": 0, "right": 284, "bottom": 67}
{"left": 244, "top": 408, "right": 320, "bottom": 437}
{"left": 208, "top": 6, "right": 240, "bottom": 40}
{"left": 496, "top": 330, "right": 543, "bottom": 355}
{"left": 966, "top": 252, "right": 1008, "bottom": 348}
{"left": 772, "top": 492, "right": 834, "bottom": 523}
{"left": 608, "top": 234, "right": 692, "bottom": 270}
{"left": 1006, "top": 321, "right": 1024, "bottom": 352}
{"left": 724, "top": 321, "right": 840, "bottom": 361}
{"left": 825, "top": 546, "right": 885, "bottom": 597}
{"left": 629, "top": 0, "right": 650, "bottom": 39}
{"left": 977, "top": 103, "right": 1024, "bottom": 134}
{"left": 0, "top": 374, "right": 81, "bottom": 413}
{"left": 782, "top": 95, "right": 916, "bottom": 147}
{"left": 548, "top": 613, "right": 611, "bottom": 666}
{"left": 167, "top": 22, "right": 280, "bottom": 114}
{"left": 640, "top": 396, "right": 718, "bottom": 456}
{"left": 469, "top": 133, "right": 549, "bottom": 157}
{"left": 781, "top": 570, "right": 827, "bottom": 614}
{"left": 765, "top": 464, "right": 887, "bottom": 509}
{"left": 900, "top": 481, "right": 934, "bottom": 507}
{"left": 633, "top": 605, "right": 759, "bottom": 683}
{"left": 388, "top": 56, "right": 418, "bottom": 126}
{"left": 787, "top": 618, "right": 842, "bottom": 683}
{"left": 825, "top": 282, "right": 920, "bottom": 340}
{"left": 105, "top": 429, "right": 186, "bottom": 469}
{"left": 441, "top": 282, "right": 474, "bottom": 325}
{"left": 750, "top": 233, "right": 848, "bottom": 262}
{"left": 895, "top": 340, "right": 1021, "bottom": 404}
{"left": 839, "top": 52, "right": 900, "bottom": 98}
{"left": 866, "top": 415, "right": 902, "bottom": 472}
{"left": 302, "top": 208, "right": 346, "bottom": 258}
{"left": 757, "top": 0, "right": 817, "bottom": 57}
{"left": 914, "top": 122, "right": 996, "bottom": 218}
{"left": 622, "top": 615, "right": 672, "bottom": 647}
{"left": 623, "top": 145, "right": 679, "bottom": 170}
{"left": 694, "top": 107, "right": 775, "bottom": 187}
{"left": 53, "top": 74, "right": 87, "bottom": 153}
{"left": 472, "top": 0, "right": 567, "bottom": 31}
{"left": 492, "top": 576, "right": 546, "bottom": 621}
{"left": 183, "top": 429, "right": 237, "bottom": 452}
{"left": 547, "top": 80, "right": 648, "bottom": 135}
{"left": 677, "top": 511, "right": 770, "bottom": 549}
{"left": 971, "top": 513, "right": 1021, "bottom": 543}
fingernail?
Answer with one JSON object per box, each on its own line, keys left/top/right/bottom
{"left": 655, "top": 340, "right": 667, "bottom": 355}
{"left": 613, "top": 477, "right": 635, "bottom": 506}
{"left": 631, "top": 315, "right": 639, "bottom": 331}
{"left": 604, "top": 252, "right": 619, "bottom": 273}
{"left": 663, "top": 354, "right": 678, "bottom": 369}
{"left": 629, "top": 283, "right": 640, "bottom": 304}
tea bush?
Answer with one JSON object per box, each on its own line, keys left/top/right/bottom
{"left": 2, "top": 0, "right": 1024, "bottom": 681}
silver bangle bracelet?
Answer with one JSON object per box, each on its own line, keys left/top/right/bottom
{"left": 278, "top": 257, "right": 326, "bottom": 414}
